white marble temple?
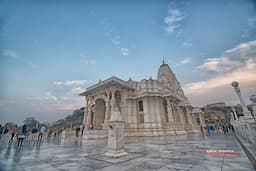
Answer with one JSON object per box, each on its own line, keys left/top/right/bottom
{"left": 80, "top": 62, "right": 200, "bottom": 137}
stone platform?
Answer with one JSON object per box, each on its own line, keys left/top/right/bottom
{"left": 0, "top": 133, "right": 254, "bottom": 170}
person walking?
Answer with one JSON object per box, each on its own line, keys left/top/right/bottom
{"left": 80, "top": 125, "right": 84, "bottom": 136}
{"left": 38, "top": 126, "right": 46, "bottom": 142}
{"left": 230, "top": 125, "right": 235, "bottom": 133}
{"left": 31, "top": 127, "right": 38, "bottom": 141}
{"left": 3, "top": 126, "right": 9, "bottom": 135}
{"left": 9, "top": 125, "right": 18, "bottom": 143}
{"left": 205, "top": 124, "right": 211, "bottom": 136}
{"left": 223, "top": 125, "right": 229, "bottom": 134}
{"left": 17, "top": 124, "right": 27, "bottom": 146}
{"left": 53, "top": 131, "right": 57, "bottom": 140}
{"left": 200, "top": 125, "right": 204, "bottom": 136}
{"left": 47, "top": 130, "right": 52, "bottom": 140}
{"left": 0, "top": 125, "right": 3, "bottom": 140}
{"left": 75, "top": 126, "right": 80, "bottom": 137}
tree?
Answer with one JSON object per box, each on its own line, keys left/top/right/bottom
{"left": 4, "top": 122, "right": 16, "bottom": 130}
{"left": 23, "top": 117, "right": 40, "bottom": 129}
{"left": 72, "top": 109, "right": 84, "bottom": 118}
{"left": 65, "top": 115, "right": 72, "bottom": 121}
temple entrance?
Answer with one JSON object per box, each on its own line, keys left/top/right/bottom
{"left": 93, "top": 98, "right": 106, "bottom": 129}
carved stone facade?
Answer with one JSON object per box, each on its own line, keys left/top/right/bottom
{"left": 80, "top": 62, "right": 199, "bottom": 137}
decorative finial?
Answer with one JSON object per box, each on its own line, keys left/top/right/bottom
{"left": 163, "top": 57, "right": 165, "bottom": 64}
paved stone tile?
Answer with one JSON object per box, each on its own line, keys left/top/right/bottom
{"left": 222, "top": 162, "right": 255, "bottom": 171}
{"left": 86, "top": 152, "right": 145, "bottom": 164}
{"left": 0, "top": 133, "right": 254, "bottom": 170}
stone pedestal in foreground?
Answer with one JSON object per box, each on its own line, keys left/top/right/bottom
{"left": 105, "top": 107, "right": 128, "bottom": 158}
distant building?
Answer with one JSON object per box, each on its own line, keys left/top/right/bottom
{"left": 205, "top": 102, "right": 226, "bottom": 108}
{"left": 192, "top": 107, "right": 205, "bottom": 126}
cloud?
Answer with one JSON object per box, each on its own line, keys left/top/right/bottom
{"left": 196, "top": 40, "right": 256, "bottom": 73}
{"left": 241, "top": 17, "right": 256, "bottom": 38}
{"left": 71, "top": 87, "right": 84, "bottom": 94}
{"left": 2, "top": 50, "right": 37, "bottom": 68}
{"left": 45, "top": 92, "right": 58, "bottom": 102}
{"left": 112, "top": 39, "right": 120, "bottom": 46}
{"left": 80, "top": 54, "right": 95, "bottom": 65}
{"left": 182, "top": 42, "right": 192, "bottom": 47}
{"left": 1, "top": 84, "right": 86, "bottom": 123}
{"left": 2, "top": 50, "right": 19, "bottom": 59}
{"left": 164, "top": 4, "right": 185, "bottom": 33}
{"left": 180, "top": 58, "right": 191, "bottom": 65}
{"left": 248, "top": 17, "right": 256, "bottom": 29}
{"left": 23, "top": 58, "right": 37, "bottom": 68}
{"left": 183, "top": 40, "right": 256, "bottom": 106}
{"left": 53, "top": 80, "right": 87, "bottom": 86}
{"left": 241, "top": 29, "right": 249, "bottom": 38}
{"left": 196, "top": 57, "right": 241, "bottom": 72}
{"left": 120, "top": 48, "right": 129, "bottom": 56}
{"left": 184, "top": 60, "right": 256, "bottom": 94}
{"left": 225, "top": 40, "right": 256, "bottom": 53}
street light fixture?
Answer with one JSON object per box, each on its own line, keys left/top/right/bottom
{"left": 250, "top": 94, "right": 256, "bottom": 120}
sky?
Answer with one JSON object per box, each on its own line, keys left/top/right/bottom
{"left": 0, "top": 0, "right": 256, "bottom": 125}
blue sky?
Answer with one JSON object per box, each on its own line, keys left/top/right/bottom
{"left": 1, "top": 0, "right": 256, "bottom": 124}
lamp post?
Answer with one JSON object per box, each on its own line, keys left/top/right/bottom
{"left": 231, "top": 81, "right": 254, "bottom": 121}
{"left": 250, "top": 94, "right": 256, "bottom": 120}
{"left": 231, "top": 81, "right": 255, "bottom": 144}
{"left": 231, "top": 106, "right": 239, "bottom": 120}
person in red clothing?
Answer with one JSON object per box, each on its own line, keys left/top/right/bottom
{"left": 89, "top": 123, "right": 94, "bottom": 130}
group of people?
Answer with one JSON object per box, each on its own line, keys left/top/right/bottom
{"left": 0, "top": 124, "right": 47, "bottom": 146}
{"left": 75, "top": 125, "right": 85, "bottom": 137}
{"left": 201, "top": 123, "right": 234, "bottom": 136}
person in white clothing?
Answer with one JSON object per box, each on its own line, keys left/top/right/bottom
{"left": 38, "top": 126, "right": 46, "bottom": 141}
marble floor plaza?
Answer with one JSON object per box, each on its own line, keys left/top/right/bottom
{"left": 0, "top": 134, "right": 254, "bottom": 171}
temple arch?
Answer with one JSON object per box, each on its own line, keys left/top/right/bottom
{"left": 93, "top": 98, "right": 106, "bottom": 129}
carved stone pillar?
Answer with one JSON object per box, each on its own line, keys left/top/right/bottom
{"left": 173, "top": 106, "right": 180, "bottom": 122}
{"left": 105, "top": 107, "right": 128, "bottom": 158}
{"left": 178, "top": 107, "right": 185, "bottom": 124}
{"left": 86, "top": 99, "right": 92, "bottom": 129}
{"left": 166, "top": 99, "right": 174, "bottom": 122}
{"left": 191, "top": 113, "right": 197, "bottom": 125}
{"left": 231, "top": 106, "right": 239, "bottom": 120}
{"left": 104, "top": 99, "right": 110, "bottom": 123}
{"left": 120, "top": 90, "right": 125, "bottom": 113}
{"left": 185, "top": 107, "right": 193, "bottom": 125}
{"left": 109, "top": 86, "right": 116, "bottom": 118}
{"left": 199, "top": 112, "right": 205, "bottom": 126}
{"left": 83, "top": 97, "right": 88, "bottom": 125}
